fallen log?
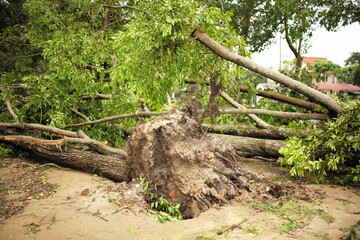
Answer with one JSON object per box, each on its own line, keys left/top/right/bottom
{"left": 204, "top": 124, "right": 308, "bottom": 140}
{"left": 210, "top": 134, "right": 283, "bottom": 157}
{"left": 3, "top": 141, "right": 127, "bottom": 181}
{"left": 0, "top": 124, "right": 127, "bottom": 181}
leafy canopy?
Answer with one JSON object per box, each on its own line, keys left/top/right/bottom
{"left": 1, "top": 0, "right": 247, "bottom": 143}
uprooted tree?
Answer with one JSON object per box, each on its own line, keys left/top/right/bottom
{"left": 1, "top": 0, "right": 358, "bottom": 217}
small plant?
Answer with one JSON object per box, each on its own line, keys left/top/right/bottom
{"left": 314, "top": 232, "right": 330, "bottom": 240}
{"left": 7, "top": 190, "right": 18, "bottom": 195}
{"left": 34, "top": 193, "right": 44, "bottom": 199}
{"left": 340, "top": 221, "right": 360, "bottom": 240}
{"left": 195, "top": 234, "right": 217, "bottom": 240}
{"left": 243, "top": 224, "right": 260, "bottom": 234}
{"left": 320, "top": 212, "right": 335, "bottom": 223}
{"left": 150, "top": 196, "right": 182, "bottom": 223}
{"left": 34, "top": 176, "right": 49, "bottom": 185}
{"left": 26, "top": 222, "right": 41, "bottom": 233}
{"left": 127, "top": 227, "right": 136, "bottom": 233}
{"left": 138, "top": 176, "right": 149, "bottom": 191}
{"left": 107, "top": 192, "right": 122, "bottom": 203}
{"left": 279, "top": 222, "right": 301, "bottom": 233}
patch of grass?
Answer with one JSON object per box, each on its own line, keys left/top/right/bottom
{"left": 252, "top": 200, "right": 332, "bottom": 233}
{"left": 320, "top": 211, "right": 335, "bottom": 223}
{"left": 243, "top": 224, "right": 260, "bottom": 234}
{"left": 195, "top": 234, "right": 217, "bottom": 240}
{"left": 314, "top": 232, "right": 330, "bottom": 240}
{"left": 279, "top": 222, "right": 302, "bottom": 233}
{"left": 253, "top": 200, "right": 318, "bottom": 221}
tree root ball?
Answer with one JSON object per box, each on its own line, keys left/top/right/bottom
{"left": 126, "top": 110, "right": 280, "bottom": 218}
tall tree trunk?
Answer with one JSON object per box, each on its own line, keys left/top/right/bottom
{"left": 284, "top": 22, "right": 303, "bottom": 70}
{"left": 191, "top": 28, "right": 344, "bottom": 116}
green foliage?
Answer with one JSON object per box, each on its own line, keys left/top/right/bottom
{"left": 0, "top": 143, "right": 15, "bottom": 157}
{"left": 280, "top": 100, "right": 360, "bottom": 184}
{"left": 311, "top": 60, "right": 342, "bottom": 82}
{"left": 338, "top": 52, "right": 360, "bottom": 86}
{"left": 201, "top": 0, "right": 359, "bottom": 54}
{"left": 340, "top": 221, "right": 360, "bottom": 240}
{"left": 1, "top": 0, "right": 248, "bottom": 146}
{"left": 150, "top": 196, "right": 182, "bottom": 223}
{"left": 111, "top": 0, "right": 247, "bottom": 109}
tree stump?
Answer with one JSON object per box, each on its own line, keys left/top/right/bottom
{"left": 126, "top": 109, "right": 282, "bottom": 218}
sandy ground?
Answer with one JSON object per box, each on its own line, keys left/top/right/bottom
{"left": 0, "top": 157, "right": 359, "bottom": 240}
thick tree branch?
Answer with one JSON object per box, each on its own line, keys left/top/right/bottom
{"left": 3, "top": 96, "right": 19, "bottom": 123}
{"left": 69, "top": 107, "right": 90, "bottom": 121}
{"left": 0, "top": 123, "right": 79, "bottom": 137}
{"left": 237, "top": 85, "right": 322, "bottom": 111}
{"left": 191, "top": 27, "right": 344, "bottom": 116}
{"left": 204, "top": 124, "right": 308, "bottom": 140}
{"left": 219, "top": 108, "right": 328, "bottom": 120}
{"left": 219, "top": 91, "right": 274, "bottom": 128}
{"left": 65, "top": 111, "right": 168, "bottom": 128}
{"left": 0, "top": 134, "right": 127, "bottom": 157}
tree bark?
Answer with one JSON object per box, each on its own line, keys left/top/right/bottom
{"left": 1, "top": 141, "right": 127, "bottom": 181}
{"left": 219, "top": 91, "right": 274, "bottom": 128}
{"left": 191, "top": 28, "right": 344, "bottom": 116}
{"left": 237, "top": 85, "right": 322, "bottom": 111}
{"left": 204, "top": 124, "right": 307, "bottom": 140}
{"left": 219, "top": 108, "right": 328, "bottom": 120}
{"left": 210, "top": 134, "right": 283, "bottom": 157}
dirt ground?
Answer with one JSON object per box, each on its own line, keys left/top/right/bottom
{"left": 0, "top": 157, "right": 359, "bottom": 240}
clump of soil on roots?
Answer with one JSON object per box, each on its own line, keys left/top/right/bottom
{"left": 126, "top": 109, "right": 319, "bottom": 218}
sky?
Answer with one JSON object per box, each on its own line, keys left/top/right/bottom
{"left": 252, "top": 23, "right": 360, "bottom": 69}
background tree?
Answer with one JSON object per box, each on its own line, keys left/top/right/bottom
{"left": 201, "top": 0, "right": 360, "bottom": 69}
{"left": 337, "top": 52, "right": 360, "bottom": 86}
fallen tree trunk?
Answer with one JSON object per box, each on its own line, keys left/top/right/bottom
{"left": 210, "top": 134, "right": 283, "bottom": 157}
{"left": 204, "top": 124, "right": 308, "bottom": 140}
{"left": 2, "top": 141, "right": 127, "bottom": 181}
{"left": 0, "top": 124, "right": 127, "bottom": 181}
{"left": 191, "top": 28, "right": 344, "bottom": 116}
